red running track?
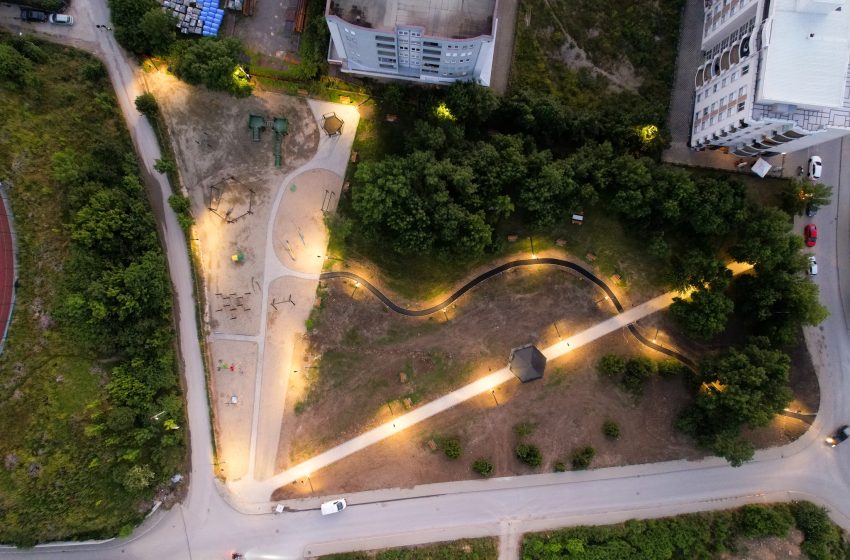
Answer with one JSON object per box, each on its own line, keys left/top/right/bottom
{"left": 0, "top": 194, "right": 15, "bottom": 349}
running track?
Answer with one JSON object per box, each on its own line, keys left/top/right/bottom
{"left": 0, "top": 191, "right": 15, "bottom": 353}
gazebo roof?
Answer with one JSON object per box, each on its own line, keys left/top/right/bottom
{"left": 322, "top": 112, "right": 344, "bottom": 136}
{"left": 509, "top": 344, "right": 546, "bottom": 383}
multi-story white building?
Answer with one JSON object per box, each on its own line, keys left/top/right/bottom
{"left": 324, "top": 0, "right": 498, "bottom": 85}
{"left": 691, "top": 0, "right": 850, "bottom": 156}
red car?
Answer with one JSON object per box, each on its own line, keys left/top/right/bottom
{"left": 804, "top": 224, "right": 818, "bottom": 247}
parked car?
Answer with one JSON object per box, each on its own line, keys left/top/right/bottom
{"left": 807, "top": 255, "right": 818, "bottom": 276}
{"left": 48, "top": 13, "right": 74, "bottom": 25}
{"left": 19, "top": 8, "right": 48, "bottom": 22}
{"left": 826, "top": 425, "right": 850, "bottom": 447}
{"left": 804, "top": 223, "right": 818, "bottom": 247}
{"left": 808, "top": 156, "right": 823, "bottom": 180}
{"left": 321, "top": 498, "right": 347, "bottom": 515}
{"left": 806, "top": 201, "right": 819, "bottom": 217}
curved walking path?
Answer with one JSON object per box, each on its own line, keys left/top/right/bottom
{"left": 323, "top": 257, "right": 697, "bottom": 367}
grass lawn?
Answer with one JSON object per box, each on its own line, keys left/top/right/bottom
{"left": 320, "top": 537, "right": 497, "bottom": 559}
{"left": 0, "top": 34, "right": 183, "bottom": 545}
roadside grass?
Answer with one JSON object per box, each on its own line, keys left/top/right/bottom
{"left": 320, "top": 537, "right": 497, "bottom": 559}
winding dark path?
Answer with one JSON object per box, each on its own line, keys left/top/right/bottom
{"left": 320, "top": 258, "right": 696, "bottom": 368}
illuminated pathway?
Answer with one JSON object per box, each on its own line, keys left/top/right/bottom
{"left": 233, "top": 285, "right": 711, "bottom": 503}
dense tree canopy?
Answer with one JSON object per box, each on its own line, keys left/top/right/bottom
{"left": 169, "top": 37, "right": 250, "bottom": 96}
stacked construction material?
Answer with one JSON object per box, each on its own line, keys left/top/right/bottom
{"left": 161, "top": 0, "right": 224, "bottom": 36}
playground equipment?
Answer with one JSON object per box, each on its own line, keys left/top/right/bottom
{"left": 247, "top": 114, "right": 290, "bottom": 167}
{"left": 322, "top": 112, "right": 344, "bottom": 136}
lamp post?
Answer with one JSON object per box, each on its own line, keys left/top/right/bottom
{"left": 351, "top": 281, "right": 360, "bottom": 298}
{"left": 307, "top": 475, "right": 314, "bottom": 493}
{"left": 491, "top": 390, "right": 499, "bottom": 406}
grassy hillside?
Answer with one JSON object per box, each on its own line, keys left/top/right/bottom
{"left": 0, "top": 34, "right": 185, "bottom": 545}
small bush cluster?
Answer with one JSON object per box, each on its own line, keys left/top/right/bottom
{"left": 515, "top": 443, "right": 543, "bottom": 467}
{"left": 602, "top": 420, "right": 620, "bottom": 440}
{"left": 472, "top": 458, "right": 493, "bottom": 477}
{"left": 570, "top": 447, "right": 595, "bottom": 470}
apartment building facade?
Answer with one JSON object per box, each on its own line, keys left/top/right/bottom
{"left": 325, "top": 0, "right": 498, "bottom": 85}
{"left": 691, "top": 0, "right": 850, "bottom": 156}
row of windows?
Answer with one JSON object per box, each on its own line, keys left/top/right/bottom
{"left": 695, "top": 66, "right": 747, "bottom": 103}
{"left": 398, "top": 30, "right": 422, "bottom": 37}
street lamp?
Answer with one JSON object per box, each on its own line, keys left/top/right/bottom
{"left": 351, "top": 281, "right": 360, "bottom": 298}
{"left": 491, "top": 390, "right": 499, "bottom": 406}
{"left": 306, "top": 474, "right": 314, "bottom": 493}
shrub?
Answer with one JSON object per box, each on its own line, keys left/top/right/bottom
{"left": 739, "top": 504, "right": 792, "bottom": 538}
{"left": 135, "top": 92, "right": 159, "bottom": 118}
{"left": 514, "top": 421, "right": 535, "bottom": 438}
{"left": 440, "top": 437, "right": 462, "bottom": 459}
{"left": 622, "top": 357, "right": 657, "bottom": 397}
{"left": 515, "top": 443, "right": 542, "bottom": 467}
{"left": 597, "top": 354, "right": 626, "bottom": 378}
{"left": 603, "top": 420, "right": 620, "bottom": 440}
{"left": 472, "top": 458, "right": 494, "bottom": 477}
{"left": 658, "top": 359, "right": 687, "bottom": 378}
{"left": 168, "top": 194, "right": 194, "bottom": 230}
{"left": 553, "top": 461, "right": 567, "bottom": 472}
{"left": 571, "top": 446, "right": 595, "bottom": 470}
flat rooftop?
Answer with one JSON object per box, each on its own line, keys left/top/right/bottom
{"left": 758, "top": 0, "right": 850, "bottom": 108}
{"left": 328, "top": 0, "right": 496, "bottom": 39}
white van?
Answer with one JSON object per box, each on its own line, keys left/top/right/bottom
{"left": 320, "top": 498, "right": 347, "bottom": 515}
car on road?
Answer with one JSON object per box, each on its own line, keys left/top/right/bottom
{"left": 321, "top": 498, "right": 347, "bottom": 515}
{"left": 826, "top": 425, "right": 850, "bottom": 447}
{"left": 807, "top": 255, "right": 818, "bottom": 275}
{"left": 19, "top": 8, "right": 48, "bottom": 22}
{"left": 48, "top": 13, "right": 74, "bottom": 25}
{"left": 804, "top": 224, "right": 818, "bottom": 247}
{"left": 808, "top": 156, "right": 823, "bottom": 180}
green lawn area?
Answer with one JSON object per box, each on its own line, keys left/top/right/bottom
{"left": 0, "top": 34, "right": 184, "bottom": 545}
{"left": 320, "top": 538, "right": 497, "bottom": 559}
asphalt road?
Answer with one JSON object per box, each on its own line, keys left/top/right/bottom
{"left": 4, "top": 3, "right": 850, "bottom": 560}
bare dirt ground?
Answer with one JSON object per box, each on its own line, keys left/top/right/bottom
{"left": 144, "top": 69, "right": 323, "bottom": 480}
{"left": 723, "top": 528, "right": 805, "bottom": 560}
{"left": 272, "top": 267, "right": 818, "bottom": 499}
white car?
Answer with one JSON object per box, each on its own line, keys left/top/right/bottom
{"left": 320, "top": 498, "right": 347, "bottom": 515}
{"left": 48, "top": 13, "right": 73, "bottom": 25}
{"left": 808, "top": 255, "right": 818, "bottom": 276}
{"left": 808, "top": 155, "right": 822, "bottom": 180}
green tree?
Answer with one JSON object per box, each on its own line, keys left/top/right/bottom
{"left": 109, "top": 0, "right": 159, "bottom": 53}
{"left": 678, "top": 337, "right": 792, "bottom": 465}
{"left": 122, "top": 464, "right": 156, "bottom": 492}
{"left": 668, "top": 248, "right": 732, "bottom": 291}
{"left": 729, "top": 206, "right": 799, "bottom": 271}
{"left": 670, "top": 286, "right": 734, "bottom": 340}
{"left": 138, "top": 8, "right": 176, "bottom": 55}
{"left": 444, "top": 81, "right": 499, "bottom": 128}
{"left": 683, "top": 177, "right": 749, "bottom": 238}
{"left": 169, "top": 37, "right": 250, "bottom": 95}
{"left": 779, "top": 178, "right": 832, "bottom": 215}
{"left": 135, "top": 93, "right": 159, "bottom": 120}
{"left": 154, "top": 158, "right": 177, "bottom": 174}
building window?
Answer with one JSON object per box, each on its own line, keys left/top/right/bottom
{"left": 731, "top": 71, "right": 737, "bottom": 82}
{"left": 727, "top": 108, "right": 733, "bottom": 117}
{"left": 378, "top": 57, "right": 396, "bottom": 63}
{"left": 697, "top": 93, "right": 702, "bottom": 102}
{"left": 713, "top": 84, "right": 718, "bottom": 93}
{"left": 721, "top": 78, "right": 727, "bottom": 87}
{"left": 377, "top": 42, "right": 394, "bottom": 49}
{"left": 738, "top": 86, "right": 745, "bottom": 96}
{"left": 738, "top": 102, "right": 745, "bottom": 111}
{"left": 379, "top": 64, "right": 395, "bottom": 69}
{"left": 741, "top": 65, "right": 749, "bottom": 75}
{"left": 424, "top": 41, "right": 440, "bottom": 47}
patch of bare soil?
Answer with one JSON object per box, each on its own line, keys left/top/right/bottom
{"left": 277, "top": 267, "right": 617, "bottom": 467}
{"left": 144, "top": 69, "right": 319, "bottom": 186}
{"left": 534, "top": 0, "right": 641, "bottom": 91}
{"left": 722, "top": 528, "right": 805, "bottom": 560}
{"left": 273, "top": 270, "right": 819, "bottom": 499}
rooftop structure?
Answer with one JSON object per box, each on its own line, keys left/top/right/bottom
{"left": 691, "top": 0, "right": 850, "bottom": 156}
{"left": 509, "top": 344, "right": 546, "bottom": 383}
{"left": 328, "top": 0, "right": 495, "bottom": 39}
{"left": 325, "top": 0, "right": 499, "bottom": 85}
